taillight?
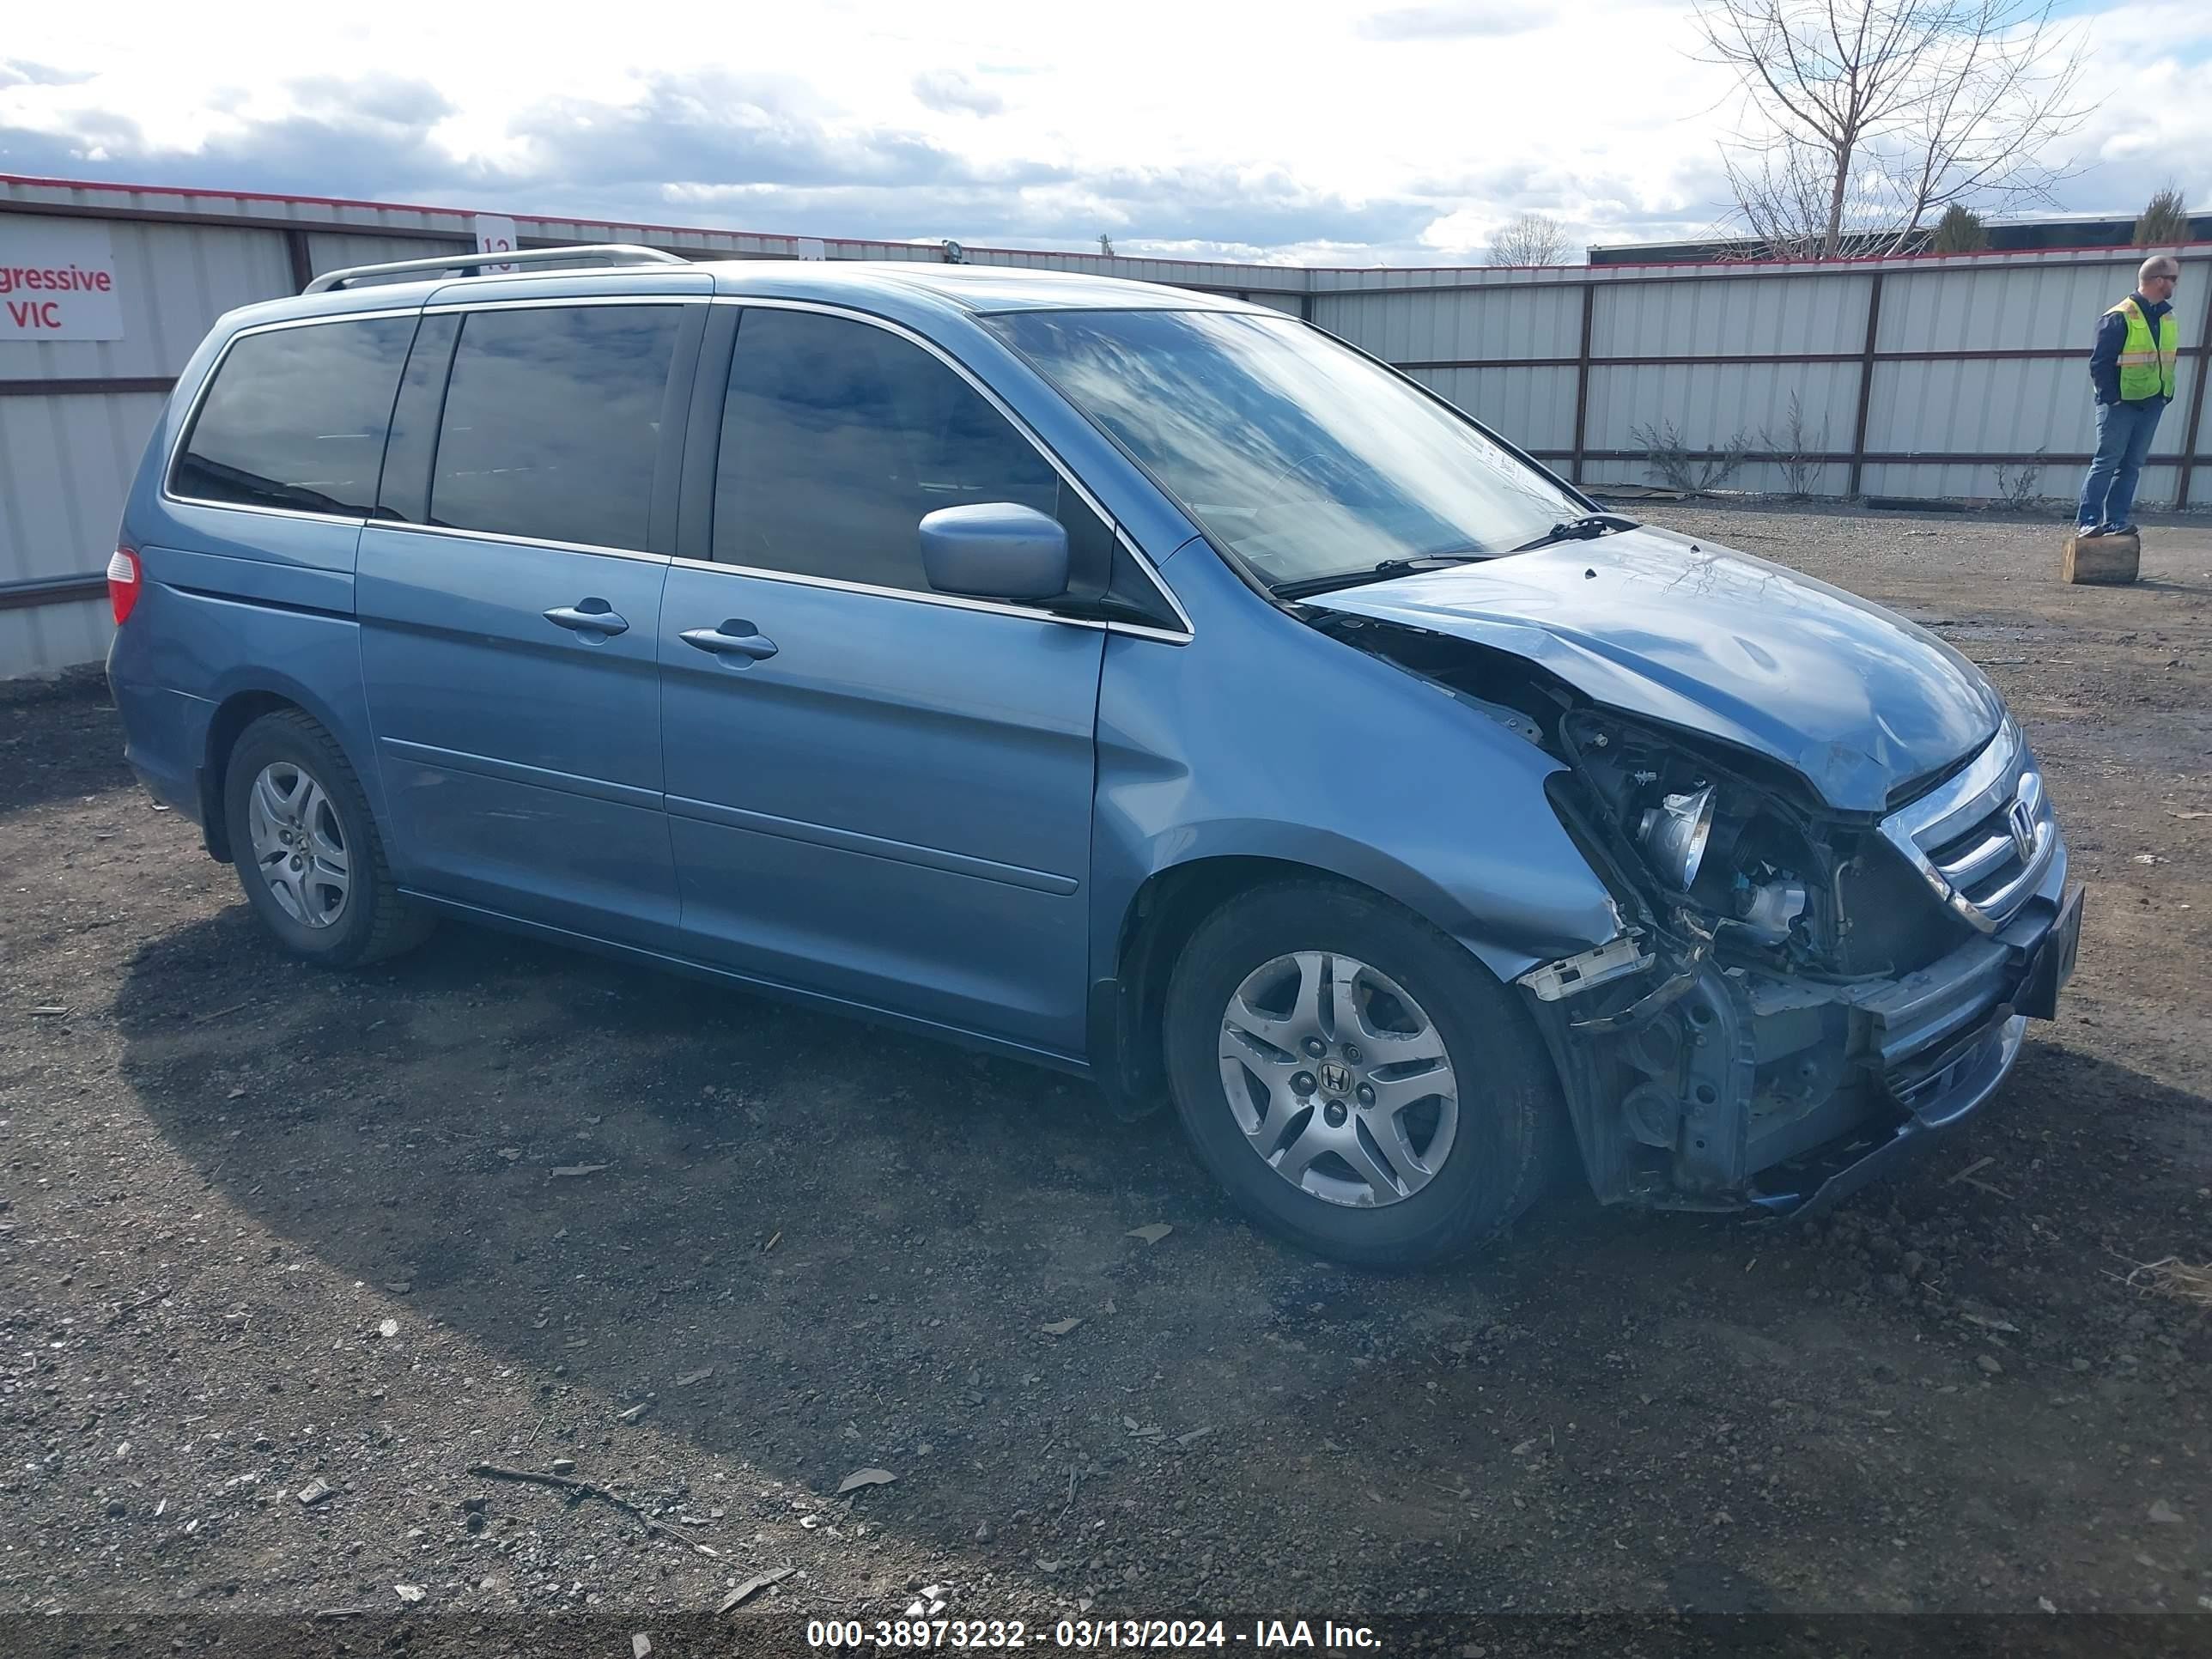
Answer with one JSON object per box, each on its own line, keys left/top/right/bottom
{"left": 107, "top": 547, "right": 142, "bottom": 626}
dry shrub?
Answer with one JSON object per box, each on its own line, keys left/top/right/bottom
{"left": 2124, "top": 1256, "right": 2212, "bottom": 1309}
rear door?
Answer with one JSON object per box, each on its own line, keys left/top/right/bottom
{"left": 657, "top": 303, "right": 1109, "bottom": 1055}
{"left": 356, "top": 297, "right": 703, "bottom": 945}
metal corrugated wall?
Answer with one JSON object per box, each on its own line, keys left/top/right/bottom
{"left": 1306, "top": 252, "right": 2209, "bottom": 511}
{"left": 3, "top": 174, "right": 2209, "bottom": 678}
{"left": 1407, "top": 365, "right": 1582, "bottom": 456}
{"left": 3, "top": 215, "right": 301, "bottom": 679}
{"left": 0, "top": 386, "right": 168, "bottom": 673}
{"left": 1581, "top": 361, "right": 1864, "bottom": 489}
{"left": 1859, "top": 255, "right": 2151, "bottom": 502}
{"left": 301, "top": 232, "right": 460, "bottom": 276}
{"left": 1316, "top": 283, "right": 1583, "bottom": 362}
{"left": 1592, "top": 272, "right": 1870, "bottom": 356}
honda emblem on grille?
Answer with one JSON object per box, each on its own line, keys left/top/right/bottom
{"left": 2006, "top": 798, "right": 2037, "bottom": 863}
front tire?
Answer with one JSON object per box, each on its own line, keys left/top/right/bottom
{"left": 1164, "top": 882, "right": 1559, "bottom": 1268}
{"left": 222, "top": 709, "right": 430, "bottom": 968}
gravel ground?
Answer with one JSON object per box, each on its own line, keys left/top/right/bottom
{"left": 2, "top": 503, "right": 2209, "bottom": 1656}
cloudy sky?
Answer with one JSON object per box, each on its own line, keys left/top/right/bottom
{"left": 3, "top": 0, "right": 2209, "bottom": 264}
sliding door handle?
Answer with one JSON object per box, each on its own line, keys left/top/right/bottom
{"left": 680, "top": 623, "right": 779, "bottom": 661}
{"left": 544, "top": 601, "right": 629, "bottom": 636}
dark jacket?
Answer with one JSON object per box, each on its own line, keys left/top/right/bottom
{"left": 2091, "top": 291, "right": 2175, "bottom": 405}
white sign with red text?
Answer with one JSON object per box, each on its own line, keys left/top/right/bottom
{"left": 0, "top": 222, "right": 124, "bottom": 340}
{"left": 473, "top": 215, "right": 520, "bottom": 275}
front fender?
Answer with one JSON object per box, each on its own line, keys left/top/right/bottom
{"left": 1105, "top": 817, "right": 1613, "bottom": 985}
{"left": 1091, "top": 550, "right": 1623, "bottom": 989}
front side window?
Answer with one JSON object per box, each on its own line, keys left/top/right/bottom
{"left": 714, "top": 307, "right": 1071, "bottom": 592}
{"left": 430, "top": 305, "right": 681, "bottom": 550}
{"left": 172, "top": 316, "right": 416, "bottom": 515}
{"left": 984, "top": 308, "right": 1584, "bottom": 592}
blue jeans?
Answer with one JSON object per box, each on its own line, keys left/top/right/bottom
{"left": 2076, "top": 398, "right": 2166, "bottom": 530}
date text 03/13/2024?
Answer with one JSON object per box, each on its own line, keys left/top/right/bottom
{"left": 803, "top": 1617, "right": 1384, "bottom": 1649}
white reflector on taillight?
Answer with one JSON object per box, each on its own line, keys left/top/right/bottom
{"left": 107, "top": 547, "right": 142, "bottom": 626}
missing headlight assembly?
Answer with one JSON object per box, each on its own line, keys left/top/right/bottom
{"left": 1559, "top": 709, "right": 1834, "bottom": 970}
{"left": 1544, "top": 706, "right": 1981, "bottom": 988}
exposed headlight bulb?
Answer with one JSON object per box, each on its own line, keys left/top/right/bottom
{"left": 1638, "top": 785, "right": 1715, "bottom": 890}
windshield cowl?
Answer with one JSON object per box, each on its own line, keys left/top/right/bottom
{"left": 1274, "top": 516, "right": 1643, "bottom": 600}
{"left": 1272, "top": 550, "right": 1494, "bottom": 601}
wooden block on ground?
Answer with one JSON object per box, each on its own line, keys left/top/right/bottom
{"left": 2062, "top": 531, "right": 2139, "bottom": 585}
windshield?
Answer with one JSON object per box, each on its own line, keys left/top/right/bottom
{"left": 984, "top": 308, "right": 1586, "bottom": 591}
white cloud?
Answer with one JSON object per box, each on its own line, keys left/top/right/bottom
{"left": 911, "top": 69, "right": 1006, "bottom": 118}
{"left": 2068, "top": 9, "right": 2212, "bottom": 217}
{"left": 1419, "top": 209, "right": 1505, "bottom": 253}
{"left": 1, "top": 0, "right": 2207, "bottom": 264}
{"left": 1358, "top": 3, "right": 1546, "bottom": 40}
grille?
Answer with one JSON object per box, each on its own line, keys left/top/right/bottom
{"left": 1879, "top": 724, "right": 2057, "bottom": 934}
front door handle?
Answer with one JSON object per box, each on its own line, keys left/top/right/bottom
{"left": 544, "top": 600, "right": 629, "bottom": 636}
{"left": 680, "top": 622, "right": 779, "bottom": 662}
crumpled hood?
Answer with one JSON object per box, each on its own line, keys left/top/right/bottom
{"left": 1304, "top": 526, "right": 2004, "bottom": 813}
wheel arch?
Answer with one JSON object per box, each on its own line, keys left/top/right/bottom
{"left": 199, "top": 676, "right": 378, "bottom": 864}
{"left": 1089, "top": 848, "right": 1565, "bottom": 1118}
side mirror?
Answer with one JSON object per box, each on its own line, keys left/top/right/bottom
{"left": 919, "top": 503, "right": 1070, "bottom": 602}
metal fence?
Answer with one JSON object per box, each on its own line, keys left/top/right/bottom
{"left": 1311, "top": 253, "right": 2212, "bottom": 507}
{"left": 3, "top": 173, "right": 2208, "bottom": 678}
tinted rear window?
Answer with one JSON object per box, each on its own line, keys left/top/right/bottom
{"left": 172, "top": 317, "right": 416, "bottom": 516}
{"left": 429, "top": 305, "right": 680, "bottom": 550}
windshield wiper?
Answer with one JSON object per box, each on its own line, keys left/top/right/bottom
{"left": 1271, "top": 550, "right": 1489, "bottom": 601}
{"left": 1510, "top": 513, "right": 1638, "bottom": 553}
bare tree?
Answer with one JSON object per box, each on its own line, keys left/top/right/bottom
{"left": 1881, "top": 0, "right": 2086, "bottom": 250}
{"left": 1692, "top": 0, "right": 2086, "bottom": 259}
{"left": 1486, "top": 212, "right": 1572, "bottom": 267}
{"left": 1723, "top": 135, "right": 1899, "bottom": 259}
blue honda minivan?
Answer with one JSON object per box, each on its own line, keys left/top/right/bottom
{"left": 106, "top": 246, "right": 2081, "bottom": 1265}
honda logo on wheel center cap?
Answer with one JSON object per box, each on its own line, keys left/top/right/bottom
{"left": 1318, "top": 1060, "right": 1353, "bottom": 1097}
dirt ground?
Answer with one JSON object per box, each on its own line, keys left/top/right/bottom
{"left": 2, "top": 502, "right": 2209, "bottom": 1653}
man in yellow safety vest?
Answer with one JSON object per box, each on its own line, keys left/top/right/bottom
{"left": 2076, "top": 254, "right": 2182, "bottom": 538}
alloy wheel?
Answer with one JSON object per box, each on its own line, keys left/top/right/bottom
{"left": 1217, "top": 951, "right": 1460, "bottom": 1209}
{"left": 245, "top": 761, "right": 350, "bottom": 929}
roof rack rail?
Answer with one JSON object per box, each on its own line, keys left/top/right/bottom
{"left": 301, "top": 243, "right": 689, "bottom": 295}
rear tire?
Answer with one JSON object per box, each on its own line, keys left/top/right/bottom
{"left": 222, "top": 709, "right": 431, "bottom": 968}
{"left": 1164, "top": 881, "right": 1559, "bottom": 1268}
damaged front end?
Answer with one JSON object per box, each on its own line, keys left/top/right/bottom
{"left": 1319, "top": 612, "right": 2083, "bottom": 1218}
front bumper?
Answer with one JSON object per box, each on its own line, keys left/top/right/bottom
{"left": 1748, "top": 1013, "right": 2026, "bottom": 1218}
{"left": 1750, "top": 869, "right": 2081, "bottom": 1217}
{"left": 1546, "top": 834, "right": 2080, "bottom": 1214}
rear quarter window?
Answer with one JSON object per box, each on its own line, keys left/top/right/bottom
{"left": 171, "top": 316, "right": 417, "bottom": 516}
